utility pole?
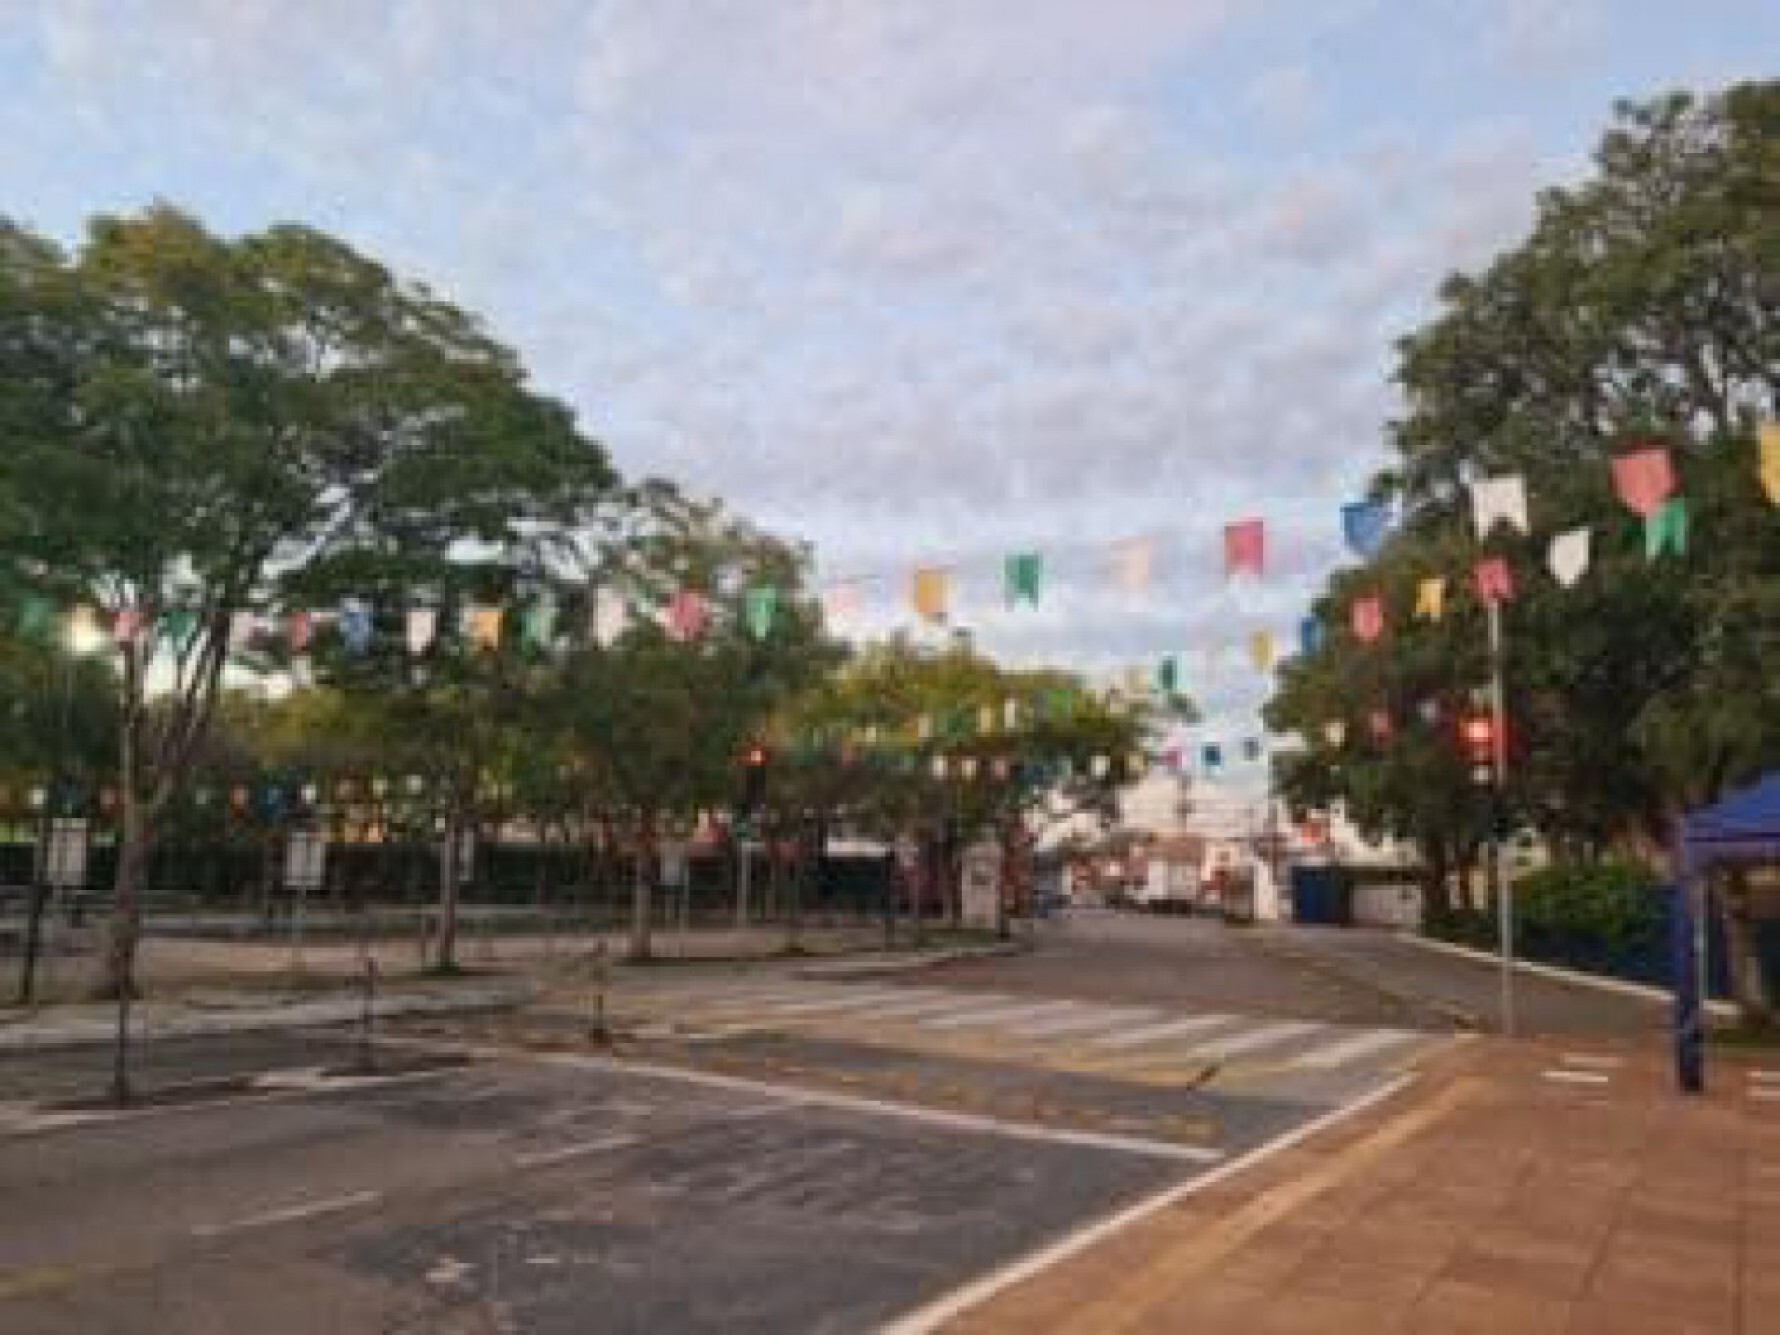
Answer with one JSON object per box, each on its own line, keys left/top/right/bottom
{"left": 1485, "top": 598, "right": 1514, "bottom": 1037}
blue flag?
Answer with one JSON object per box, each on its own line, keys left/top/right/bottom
{"left": 1202, "top": 743, "right": 1223, "bottom": 772}
{"left": 1341, "top": 501, "right": 1392, "bottom": 559}
{"left": 339, "top": 599, "right": 374, "bottom": 654}
{"left": 1299, "top": 615, "right": 1324, "bottom": 656}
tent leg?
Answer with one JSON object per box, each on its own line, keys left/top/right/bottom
{"left": 1673, "top": 872, "right": 1706, "bottom": 1095}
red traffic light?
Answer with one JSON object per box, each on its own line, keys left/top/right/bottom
{"left": 744, "top": 746, "right": 768, "bottom": 767}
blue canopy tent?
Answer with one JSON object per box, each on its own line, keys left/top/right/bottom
{"left": 1673, "top": 772, "right": 1780, "bottom": 1093}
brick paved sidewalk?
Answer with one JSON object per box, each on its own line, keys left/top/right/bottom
{"left": 937, "top": 1037, "right": 1780, "bottom": 1333}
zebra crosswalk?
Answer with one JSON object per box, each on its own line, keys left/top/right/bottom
{"left": 615, "top": 979, "right": 1446, "bottom": 1090}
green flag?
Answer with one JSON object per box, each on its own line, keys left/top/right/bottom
{"left": 160, "top": 608, "right": 198, "bottom": 650}
{"left": 1005, "top": 552, "right": 1043, "bottom": 607}
{"left": 521, "top": 601, "right": 557, "bottom": 650}
{"left": 745, "top": 584, "right": 778, "bottom": 640}
{"left": 17, "top": 593, "right": 54, "bottom": 640}
{"left": 1156, "top": 655, "right": 1179, "bottom": 693}
{"left": 1645, "top": 497, "right": 1687, "bottom": 560}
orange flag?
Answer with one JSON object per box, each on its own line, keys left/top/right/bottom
{"left": 1761, "top": 422, "right": 1780, "bottom": 505}
{"left": 911, "top": 568, "right": 949, "bottom": 624}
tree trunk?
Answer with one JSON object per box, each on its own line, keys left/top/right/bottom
{"left": 106, "top": 796, "right": 151, "bottom": 1001}
{"left": 629, "top": 813, "right": 654, "bottom": 961}
{"left": 436, "top": 802, "right": 462, "bottom": 971}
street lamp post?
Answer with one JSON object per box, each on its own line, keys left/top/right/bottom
{"left": 1485, "top": 598, "right": 1514, "bottom": 1038}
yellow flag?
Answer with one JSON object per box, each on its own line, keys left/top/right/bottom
{"left": 1761, "top": 421, "right": 1780, "bottom": 505}
{"left": 468, "top": 605, "right": 503, "bottom": 651}
{"left": 911, "top": 568, "right": 949, "bottom": 624}
{"left": 1249, "top": 630, "right": 1274, "bottom": 671}
{"left": 1415, "top": 577, "right": 1445, "bottom": 622}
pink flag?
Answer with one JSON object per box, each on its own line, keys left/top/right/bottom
{"left": 112, "top": 608, "right": 144, "bottom": 647}
{"left": 1369, "top": 709, "right": 1392, "bottom": 742}
{"left": 287, "top": 611, "right": 314, "bottom": 653}
{"left": 1473, "top": 556, "right": 1515, "bottom": 604}
{"left": 666, "top": 590, "right": 710, "bottom": 643}
{"left": 1351, "top": 595, "right": 1384, "bottom": 643}
{"left": 1224, "top": 519, "right": 1265, "bottom": 577}
{"left": 1611, "top": 446, "right": 1675, "bottom": 518}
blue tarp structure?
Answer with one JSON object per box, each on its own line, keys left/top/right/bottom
{"left": 1673, "top": 772, "right": 1780, "bottom": 1093}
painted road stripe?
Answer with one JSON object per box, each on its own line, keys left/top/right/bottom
{"left": 1560, "top": 1053, "right": 1624, "bottom": 1069}
{"left": 1543, "top": 1069, "right": 1610, "bottom": 1085}
{"left": 922, "top": 999, "right": 1082, "bottom": 1031}
{"left": 1192, "top": 1021, "right": 1323, "bottom": 1060}
{"left": 1751, "top": 1089, "right": 1780, "bottom": 1102}
{"left": 552, "top": 1053, "right": 1224, "bottom": 1164}
{"left": 1020, "top": 1006, "right": 1160, "bottom": 1038}
{"left": 1749, "top": 1069, "right": 1780, "bottom": 1084}
{"left": 1092, "top": 1015, "right": 1236, "bottom": 1050}
{"left": 514, "top": 1132, "right": 640, "bottom": 1168}
{"left": 870, "top": 992, "right": 1011, "bottom": 1019}
{"left": 1298, "top": 1029, "right": 1419, "bottom": 1070}
{"left": 191, "top": 1189, "right": 381, "bottom": 1239}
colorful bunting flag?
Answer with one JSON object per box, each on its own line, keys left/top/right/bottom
{"left": 1547, "top": 528, "right": 1591, "bottom": 588}
{"left": 822, "top": 582, "right": 861, "bottom": 626}
{"left": 112, "top": 607, "right": 144, "bottom": 648}
{"left": 1005, "top": 552, "right": 1043, "bottom": 607}
{"left": 1003, "top": 698, "right": 1020, "bottom": 730}
{"left": 1369, "top": 709, "right": 1393, "bottom": 742}
{"left": 18, "top": 594, "right": 54, "bottom": 640}
{"left": 160, "top": 608, "right": 197, "bottom": 650}
{"left": 1242, "top": 738, "right": 1263, "bottom": 762}
{"left": 406, "top": 606, "right": 437, "bottom": 656}
{"left": 744, "top": 585, "right": 778, "bottom": 641}
{"left": 1090, "top": 754, "right": 1110, "bottom": 779}
{"left": 228, "top": 611, "right": 258, "bottom": 651}
{"left": 1323, "top": 721, "right": 1347, "bottom": 747}
{"left": 68, "top": 604, "right": 102, "bottom": 651}
{"left": 287, "top": 611, "right": 314, "bottom": 654}
{"left": 1645, "top": 497, "right": 1688, "bottom": 560}
{"left": 1299, "top": 616, "right": 1324, "bottom": 656}
{"left": 1224, "top": 519, "right": 1265, "bottom": 577}
{"left": 1415, "top": 577, "right": 1446, "bottom": 622}
{"left": 467, "top": 603, "right": 504, "bottom": 650}
{"left": 1156, "top": 655, "right": 1179, "bottom": 693}
{"left": 1612, "top": 446, "right": 1676, "bottom": 518}
{"left": 1759, "top": 422, "right": 1780, "bottom": 505}
{"left": 1201, "top": 743, "right": 1223, "bottom": 772}
{"left": 1341, "top": 501, "right": 1391, "bottom": 559}
{"left": 1351, "top": 595, "right": 1384, "bottom": 643}
{"left": 1418, "top": 699, "right": 1442, "bottom": 724}
{"left": 1111, "top": 538, "right": 1153, "bottom": 593}
{"left": 592, "top": 588, "right": 630, "bottom": 648}
{"left": 339, "top": 599, "right": 373, "bottom": 654}
{"left": 1249, "top": 630, "right": 1275, "bottom": 672}
{"left": 912, "top": 567, "right": 950, "bottom": 624}
{"left": 521, "top": 601, "right": 557, "bottom": 650}
{"left": 1473, "top": 557, "right": 1514, "bottom": 604}
{"left": 665, "top": 590, "right": 708, "bottom": 643}
{"left": 978, "top": 703, "right": 997, "bottom": 736}
{"left": 917, "top": 714, "right": 933, "bottom": 743}
{"left": 1470, "top": 475, "right": 1529, "bottom": 538}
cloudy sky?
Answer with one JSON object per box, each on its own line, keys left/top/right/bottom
{"left": 3, "top": 0, "right": 1773, "bottom": 774}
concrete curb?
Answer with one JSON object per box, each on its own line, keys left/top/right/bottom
{"left": 1394, "top": 930, "right": 1738, "bottom": 1019}
{"left": 0, "top": 985, "right": 535, "bottom": 1053}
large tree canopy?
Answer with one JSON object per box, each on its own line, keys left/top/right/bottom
{"left": 1269, "top": 82, "right": 1780, "bottom": 866}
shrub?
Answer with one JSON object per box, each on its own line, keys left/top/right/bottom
{"left": 1511, "top": 860, "right": 1665, "bottom": 953}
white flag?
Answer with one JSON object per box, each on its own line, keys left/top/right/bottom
{"left": 592, "top": 588, "right": 630, "bottom": 648}
{"left": 1547, "top": 528, "right": 1591, "bottom": 588}
{"left": 1470, "top": 475, "right": 1529, "bottom": 538}
{"left": 406, "top": 606, "right": 438, "bottom": 656}
{"left": 227, "top": 611, "right": 258, "bottom": 650}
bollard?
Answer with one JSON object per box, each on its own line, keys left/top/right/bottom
{"left": 588, "top": 937, "right": 611, "bottom": 1045}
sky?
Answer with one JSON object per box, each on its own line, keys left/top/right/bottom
{"left": 2, "top": 1, "right": 1774, "bottom": 789}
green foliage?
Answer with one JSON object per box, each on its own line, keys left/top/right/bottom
{"left": 1270, "top": 81, "right": 1780, "bottom": 866}
{"left": 1513, "top": 860, "right": 1666, "bottom": 952}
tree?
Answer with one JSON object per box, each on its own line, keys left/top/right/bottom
{"left": 0, "top": 207, "right": 617, "bottom": 1063}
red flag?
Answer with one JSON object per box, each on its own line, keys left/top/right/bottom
{"left": 666, "top": 590, "right": 709, "bottom": 642}
{"left": 1223, "top": 519, "right": 1265, "bottom": 577}
{"left": 1473, "top": 556, "right": 1514, "bottom": 604}
{"left": 1368, "top": 708, "right": 1392, "bottom": 741}
{"left": 287, "top": 611, "right": 313, "bottom": 653}
{"left": 1351, "top": 595, "right": 1384, "bottom": 643}
{"left": 1611, "top": 446, "right": 1675, "bottom": 518}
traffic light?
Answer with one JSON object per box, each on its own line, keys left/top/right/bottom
{"left": 1461, "top": 714, "right": 1496, "bottom": 785}
{"left": 740, "top": 745, "right": 768, "bottom": 813}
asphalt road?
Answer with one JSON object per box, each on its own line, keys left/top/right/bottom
{"left": 0, "top": 1054, "right": 1183, "bottom": 1334}
{"left": 926, "top": 911, "right": 1668, "bottom": 1036}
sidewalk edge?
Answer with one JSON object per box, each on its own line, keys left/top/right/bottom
{"left": 879, "top": 1072, "right": 1418, "bottom": 1335}
{"left": 1392, "top": 930, "right": 1736, "bottom": 1018}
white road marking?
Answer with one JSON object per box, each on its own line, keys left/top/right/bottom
{"left": 1193, "top": 1021, "right": 1323, "bottom": 1060}
{"left": 514, "top": 1133, "right": 640, "bottom": 1168}
{"left": 192, "top": 1189, "right": 381, "bottom": 1238}
{"left": 550, "top": 1053, "right": 1223, "bottom": 1164}
{"left": 1543, "top": 1069, "right": 1610, "bottom": 1085}
{"left": 1560, "top": 1053, "right": 1624, "bottom": 1069}
{"left": 1298, "top": 1029, "right": 1420, "bottom": 1070}
{"left": 1749, "top": 1069, "right": 1780, "bottom": 1084}
{"left": 880, "top": 1073, "right": 1419, "bottom": 1335}
{"left": 1019, "top": 1005, "right": 1160, "bottom": 1038}
{"left": 922, "top": 999, "right": 1081, "bottom": 1031}
{"left": 1091, "top": 1015, "right": 1236, "bottom": 1050}
{"left": 859, "top": 992, "right": 1005, "bottom": 1020}
{"left": 1751, "top": 1089, "right": 1780, "bottom": 1103}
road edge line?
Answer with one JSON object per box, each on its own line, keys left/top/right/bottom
{"left": 878, "top": 1071, "right": 1418, "bottom": 1335}
{"left": 1392, "top": 930, "right": 1737, "bottom": 1017}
